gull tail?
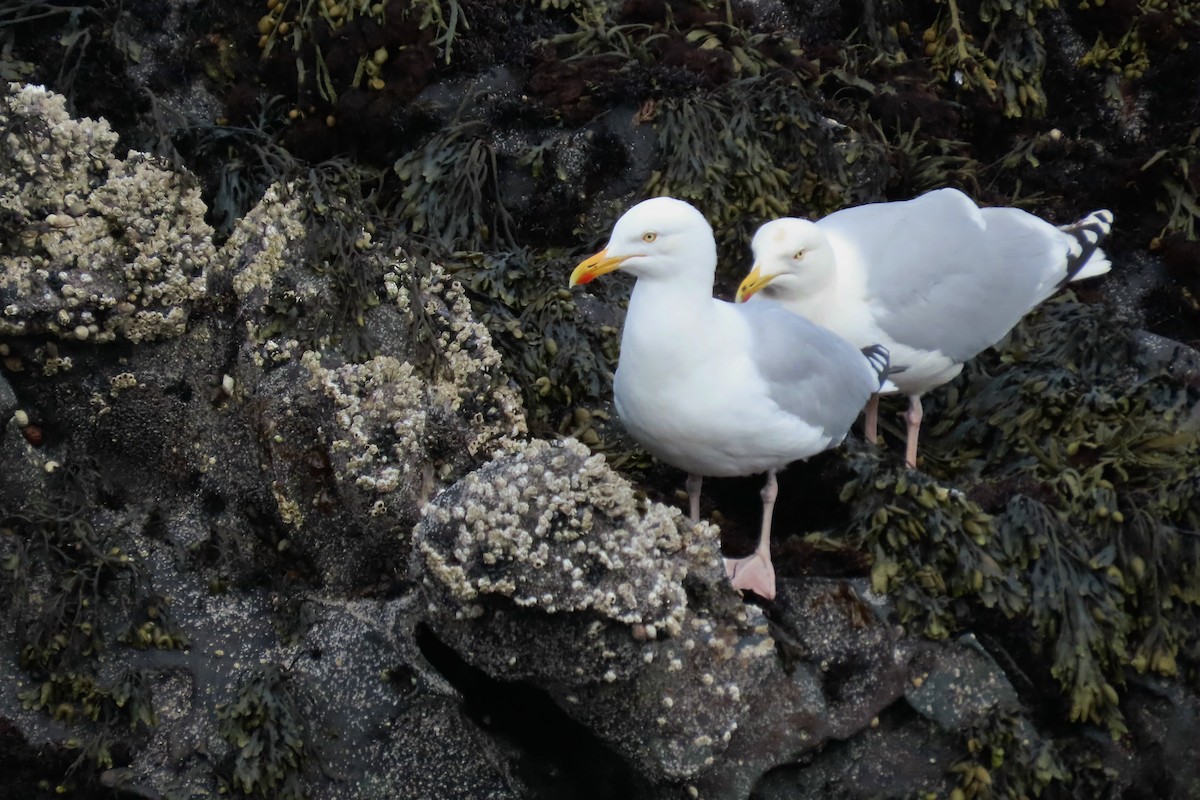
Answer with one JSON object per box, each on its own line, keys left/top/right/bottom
{"left": 1058, "top": 209, "right": 1113, "bottom": 287}
{"left": 860, "top": 344, "right": 892, "bottom": 392}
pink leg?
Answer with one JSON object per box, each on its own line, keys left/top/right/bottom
{"left": 724, "top": 469, "right": 778, "bottom": 600}
{"left": 686, "top": 473, "right": 702, "bottom": 523}
{"left": 904, "top": 394, "right": 923, "bottom": 469}
{"left": 863, "top": 393, "right": 880, "bottom": 445}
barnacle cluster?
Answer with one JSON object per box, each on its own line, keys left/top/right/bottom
{"left": 304, "top": 257, "right": 526, "bottom": 511}
{"left": 416, "top": 437, "right": 718, "bottom": 633}
{"left": 0, "top": 84, "right": 216, "bottom": 346}
{"left": 225, "top": 159, "right": 391, "bottom": 363}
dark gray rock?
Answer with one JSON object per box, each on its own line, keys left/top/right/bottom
{"left": 0, "top": 373, "right": 14, "bottom": 423}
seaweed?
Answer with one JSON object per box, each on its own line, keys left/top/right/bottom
{"left": 644, "top": 75, "right": 847, "bottom": 270}
{"left": 1141, "top": 127, "right": 1200, "bottom": 243}
{"left": 0, "top": 461, "right": 178, "bottom": 776}
{"left": 1078, "top": 0, "right": 1199, "bottom": 85}
{"left": 917, "top": 0, "right": 1053, "bottom": 118}
{"left": 217, "top": 663, "right": 311, "bottom": 800}
{"left": 393, "top": 119, "right": 516, "bottom": 252}
{"left": 834, "top": 297, "right": 1200, "bottom": 738}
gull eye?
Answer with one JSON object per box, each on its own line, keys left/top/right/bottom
{"left": 793, "top": 250, "right": 805, "bottom": 260}
{"left": 642, "top": 231, "right": 658, "bottom": 243}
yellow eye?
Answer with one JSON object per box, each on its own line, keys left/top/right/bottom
{"left": 793, "top": 250, "right": 805, "bottom": 260}
{"left": 642, "top": 231, "right": 657, "bottom": 243}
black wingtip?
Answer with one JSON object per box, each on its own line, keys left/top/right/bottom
{"left": 860, "top": 344, "right": 891, "bottom": 389}
{"left": 1058, "top": 209, "right": 1114, "bottom": 288}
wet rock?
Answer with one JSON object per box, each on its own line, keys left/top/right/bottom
{"left": 752, "top": 715, "right": 961, "bottom": 800}
{"left": 224, "top": 182, "right": 527, "bottom": 589}
{"left": 0, "top": 493, "right": 525, "bottom": 800}
{"left": 697, "top": 579, "right": 910, "bottom": 799}
{"left": 414, "top": 438, "right": 773, "bottom": 785}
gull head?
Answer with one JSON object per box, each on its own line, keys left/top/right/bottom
{"left": 570, "top": 197, "right": 716, "bottom": 287}
{"left": 736, "top": 218, "right": 833, "bottom": 303}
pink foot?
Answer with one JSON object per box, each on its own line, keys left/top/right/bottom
{"left": 724, "top": 553, "right": 777, "bottom": 601}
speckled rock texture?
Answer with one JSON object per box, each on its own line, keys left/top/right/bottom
{"left": 4, "top": 2, "right": 1200, "bottom": 785}
{"left": 0, "top": 84, "right": 536, "bottom": 799}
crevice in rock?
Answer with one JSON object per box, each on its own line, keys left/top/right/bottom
{"left": 413, "top": 622, "right": 656, "bottom": 800}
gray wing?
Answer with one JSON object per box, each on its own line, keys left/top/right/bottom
{"left": 819, "top": 188, "right": 1075, "bottom": 362}
{"left": 736, "top": 302, "right": 879, "bottom": 439}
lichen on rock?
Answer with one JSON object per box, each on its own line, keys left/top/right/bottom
{"left": 0, "top": 83, "right": 216, "bottom": 345}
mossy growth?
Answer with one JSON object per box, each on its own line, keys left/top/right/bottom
{"left": 0, "top": 461, "right": 182, "bottom": 774}
{"left": 217, "top": 663, "right": 310, "bottom": 800}
{"left": 829, "top": 296, "right": 1200, "bottom": 745}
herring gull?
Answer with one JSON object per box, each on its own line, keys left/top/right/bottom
{"left": 570, "top": 197, "right": 889, "bottom": 600}
{"left": 736, "top": 187, "right": 1113, "bottom": 468}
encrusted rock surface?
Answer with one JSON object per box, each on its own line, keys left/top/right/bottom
{"left": 1, "top": 84, "right": 216, "bottom": 347}
{"left": 415, "top": 440, "right": 934, "bottom": 798}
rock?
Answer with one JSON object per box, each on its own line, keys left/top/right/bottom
{"left": 224, "top": 181, "right": 527, "bottom": 589}
{"left": 752, "top": 716, "right": 961, "bottom": 800}
{"left": 695, "top": 579, "right": 910, "bottom": 799}
{"left": 905, "top": 633, "right": 1020, "bottom": 730}
{"left": 0, "top": 493, "right": 526, "bottom": 800}
{"left": 415, "top": 441, "right": 937, "bottom": 797}
{"left": 0, "top": 373, "right": 14, "bottom": 423}
{"left": 0, "top": 84, "right": 216, "bottom": 346}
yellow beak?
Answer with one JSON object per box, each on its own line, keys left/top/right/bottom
{"left": 570, "top": 248, "right": 628, "bottom": 287}
{"left": 735, "top": 264, "right": 776, "bottom": 303}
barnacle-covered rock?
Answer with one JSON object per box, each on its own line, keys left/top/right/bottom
{"left": 311, "top": 257, "right": 527, "bottom": 511}
{"left": 415, "top": 437, "right": 722, "bottom": 649}
{"left": 221, "top": 178, "right": 526, "bottom": 589}
{"left": 415, "top": 438, "right": 766, "bottom": 781}
{"left": 415, "top": 438, "right": 924, "bottom": 795}
{"left": 0, "top": 84, "right": 216, "bottom": 345}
